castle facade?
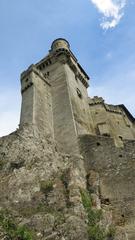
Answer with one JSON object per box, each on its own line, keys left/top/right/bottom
{"left": 20, "top": 38, "right": 135, "bottom": 153}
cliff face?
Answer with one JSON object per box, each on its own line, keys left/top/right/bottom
{"left": 0, "top": 127, "right": 89, "bottom": 240}
{"left": 0, "top": 127, "right": 134, "bottom": 240}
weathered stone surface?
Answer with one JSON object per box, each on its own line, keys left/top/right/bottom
{"left": 0, "top": 127, "right": 90, "bottom": 240}
{"left": 80, "top": 134, "right": 135, "bottom": 239}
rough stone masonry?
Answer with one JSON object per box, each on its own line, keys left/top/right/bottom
{"left": 0, "top": 38, "right": 135, "bottom": 240}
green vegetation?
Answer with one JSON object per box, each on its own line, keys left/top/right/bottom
{"left": 80, "top": 189, "right": 102, "bottom": 225}
{"left": 88, "top": 225, "right": 105, "bottom": 240}
{"left": 40, "top": 180, "right": 54, "bottom": 194}
{"left": 80, "top": 189, "right": 115, "bottom": 240}
{"left": 106, "top": 225, "right": 116, "bottom": 238}
{"left": 0, "top": 210, "right": 34, "bottom": 240}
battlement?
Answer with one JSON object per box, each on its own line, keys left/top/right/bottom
{"left": 20, "top": 64, "right": 50, "bottom": 95}
{"left": 89, "top": 96, "right": 135, "bottom": 146}
{"left": 36, "top": 38, "right": 89, "bottom": 88}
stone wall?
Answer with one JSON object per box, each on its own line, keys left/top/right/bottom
{"left": 79, "top": 134, "right": 135, "bottom": 239}
{"left": 89, "top": 98, "right": 135, "bottom": 146}
{"left": 64, "top": 64, "right": 95, "bottom": 136}
{"left": 20, "top": 66, "right": 53, "bottom": 138}
{"left": 42, "top": 59, "right": 79, "bottom": 154}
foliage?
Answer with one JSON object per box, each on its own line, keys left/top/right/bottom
{"left": 106, "top": 225, "right": 116, "bottom": 238}
{"left": 0, "top": 210, "right": 33, "bottom": 240}
{"left": 88, "top": 225, "right": 105, "bottom": 240}
{"left": 16, "top": 226, "right": 33, "bottom": 240}
{"left": 40, "top": 180, "right": 54, "bottom": 194}
{"left": 87, "top": 208, "right": 102, "bottom": 226}
{"left": 80, "top": 188, "right": 92, "bottom": 210}
{"left": 80, "top": 189, "right": 105, "bottom": 240}
{"left": 80, "top": 189, "right": 102, "bottom": 225}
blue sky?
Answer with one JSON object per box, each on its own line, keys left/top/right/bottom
{"left": 0, "top": 0, "right": 135, "bottom": 136}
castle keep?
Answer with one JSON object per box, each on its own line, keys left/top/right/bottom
{"left": 20, "top": 38, "right": 135, "bottom": 152}
{"left": 0, "top": 39, "right": 135, "bottom": 240}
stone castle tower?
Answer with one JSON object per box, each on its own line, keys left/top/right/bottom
{"left": 0, "top": 39, "right": 135, "bottom": 240}
{"left": 20, "top": 38, "right": 135, "bottom": 152}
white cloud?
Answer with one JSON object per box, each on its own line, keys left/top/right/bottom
{"left": 90, "top": 0, "right": 127, "bottom": 29}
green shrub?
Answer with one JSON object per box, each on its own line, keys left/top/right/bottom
{"left": 16, "top": 225, "right": 33, "bottom": 240}
{"left": 107, "top": 225, "right": 116, "bottom": 238}
{"left": 87, "top": 208, "right": 102, "bottom": 226}
{"left": 88, "top": 225, "right": 105, "bottom": 240}
{"left": 80, "top": 189, "right": 102, "bottom": 225}
{"left": 80, "top": 188, "right": 92, "bottom": 210}
{"left": 80, "top": 189, "right": 105, "bottom": 240}
{"left": 0, "top": 210, "right": 33, "bottom": 240}
{"left": 40, "top": 180, "right": 53, "bottom": 194}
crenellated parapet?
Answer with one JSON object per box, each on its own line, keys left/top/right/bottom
{"left": 21, "top": 64, "right": 50, "bottom": 94}
{"left": 88, "top": 96, "right": 135, "bottom": 145}
{"left": 89, "top": 96, "right": 104, "bottom": 105}
{"left": 36, "top": 38, "right": 89, "bottom": 89}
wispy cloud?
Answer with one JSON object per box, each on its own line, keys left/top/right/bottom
{"left": 90, "top": 0, "right": 127, "bottom": 29}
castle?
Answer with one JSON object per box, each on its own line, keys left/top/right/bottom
{"left": 0, "top": 39, "right": 135, "bottom": 240}
{"left": 20, "top": 38, "right": 135, "bottom": 152}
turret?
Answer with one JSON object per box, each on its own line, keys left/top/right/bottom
{"left": 51, "top": 38, "right": 70, "bottom": 52}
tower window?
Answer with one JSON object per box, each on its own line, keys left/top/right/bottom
{"left": 76, "top": 88, "right": 82, "bottom": 99}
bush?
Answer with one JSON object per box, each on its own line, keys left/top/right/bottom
{"left": 88, "top": 225, "right": 105, "bottom": 240}
{"left": 40, "top": 180, "right": 53, "bottom": 194}
{"left": 107, "top": 225, "right": 116, "bottom": 238}
{"left": 0, "top": 210, "right": 33, "bottom": 240}
{"left": 80, "top": 188, "right": 92, "bottom": 210}
{"left": 80, "top": 189, "right": 105, "bottom": 240}
{"left": 16, "top": 225, "right": 33, "bottom": 240}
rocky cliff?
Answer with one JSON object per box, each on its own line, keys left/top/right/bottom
{"left": 1, "top": 126, "right": 135, "bottom": 239}
{"left": 0, "top": 126, "right": 90, "bottom": 240}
